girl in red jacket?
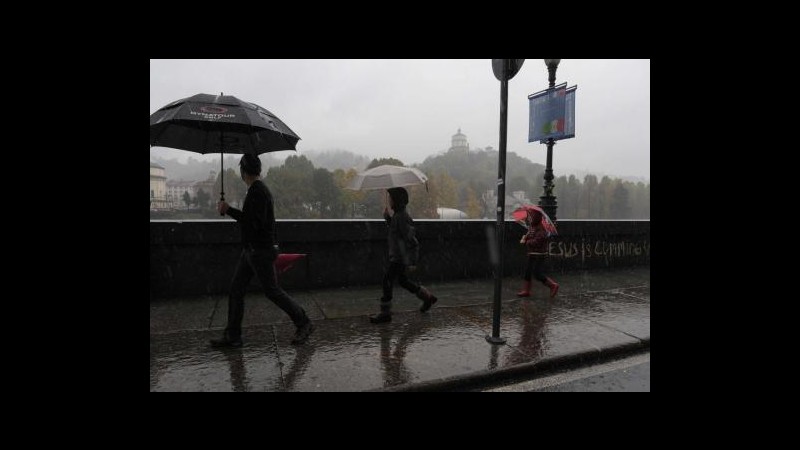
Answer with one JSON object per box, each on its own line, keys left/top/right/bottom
{"left": 517, "top": 209, "right": 559, "bottom": 298}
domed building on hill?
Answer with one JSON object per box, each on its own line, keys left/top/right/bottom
{"left": 450, "top": 128, "right": 469, "bottom": 153}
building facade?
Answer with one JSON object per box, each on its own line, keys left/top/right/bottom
{"left": 166, "top": 180, "right": 197, "bottom": 209}
{"left": 150, "top": 162, "right": 168, "bottom": 210}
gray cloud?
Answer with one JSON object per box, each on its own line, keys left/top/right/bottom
{"left": 150, "top": 59, "right": 649, "bottom": 180}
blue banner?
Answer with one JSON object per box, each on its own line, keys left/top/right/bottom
{"left": 528, "top": 83, "right": 577, "bottom": 143}
{"left": 562, "top": 85, "right": 577, "bottom": 141}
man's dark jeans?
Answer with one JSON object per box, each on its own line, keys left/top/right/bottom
{"left": 224, "top": 247, "right": 308, "bottom": 340}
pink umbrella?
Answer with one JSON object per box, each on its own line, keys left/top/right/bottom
{"left": 511, "top": 204, "right": 558, "bottom": 236}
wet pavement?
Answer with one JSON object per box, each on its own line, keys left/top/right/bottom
{"left": 150, "top": 267, "right": 650, "bottom": 392}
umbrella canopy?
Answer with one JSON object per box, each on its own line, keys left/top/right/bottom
{"left": 150, "top": 93, "right": 300, "bottom": 154}
{"left": 150, "top": 93, "right": 300, "bottom": 206}
{"left": 346, "top": 165, "right": 428, "bottom": 191}
{"left": 511, "top": 204, "right": 558, "bottom": 236}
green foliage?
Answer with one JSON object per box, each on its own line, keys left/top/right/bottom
{"left": 153, "top": 147, "right": 650, "bottom": 221}
{"left": 418, "top": 148, "right": 546, "bottom": 218}
{"left": 464, "top": 186, "right": 482, "bottom": 219}
{"left": 610, "top": 181, "right": 631, "bottom": 219}
{"left": 265, "top": 155, "right": 316, "bottom": 218}
{"left": 367, "top": 157, "right": 404, "bottom": 169}
{"left": 311, "top": 168, "right": 342, "bottom": 218}
{"left": 213, "top": 168, "right": 247, "bottom": 208}
{"left": 195, "top": 188, "right": 211, "bottom": 209}
{"left": 433, "top": 171, "right": 459, "bottom": 208}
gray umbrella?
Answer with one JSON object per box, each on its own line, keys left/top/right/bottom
{"left": 150, "top": 93, "right": 300, "bottom": 207}
{"left": 346, "top": 165, "right": 429, "bottom": 191}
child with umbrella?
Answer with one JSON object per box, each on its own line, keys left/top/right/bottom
{"left": 515, "top": 206, "right": 559, "bottom": 298}
{"left": 369, "top": 187, "right": 438, "bottom": 323}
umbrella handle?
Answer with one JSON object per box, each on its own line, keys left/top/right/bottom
{"left": 219, "top": 146, "right": 225, "bottom": 216}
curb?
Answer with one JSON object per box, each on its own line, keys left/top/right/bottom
{"left": 370, "top": 337, "right": 649, "bottom": 392}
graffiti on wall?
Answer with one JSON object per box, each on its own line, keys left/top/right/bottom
{"left": 548, "top": 239, "right": 650, "bottom": 263}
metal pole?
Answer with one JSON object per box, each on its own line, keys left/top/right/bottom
{"left": 487, "top": 62, "right": 509, "bottom": 345}
{"left": 539, "top": 138, "right": 557, "bottom": 222}
{"left": 539, "top": 62, "right": 559, "bottom": 222}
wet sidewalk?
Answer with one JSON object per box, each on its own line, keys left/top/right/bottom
{"left": 149, "top": 267, "right": 650, "bottom": 392}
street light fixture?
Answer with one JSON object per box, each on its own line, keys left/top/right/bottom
{"left": 544, "top": 59, "right": 561, "bottom": 88}
{"left": 539, "top": 59, "right": 561, "bottom": 222}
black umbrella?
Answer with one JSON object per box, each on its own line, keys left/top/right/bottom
{"left": 149, "top": 93, "right": 300, "bottom": 212}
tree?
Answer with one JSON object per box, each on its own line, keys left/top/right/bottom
{"left": 435, "top": 171, "right": 459, "bottom": 208}
{"left": 598, "top": 176, "right": 613, "bottom": 219}
{"left": 464, "top": 186, "right": 482, "bottom": 218}
{"left": 583, "top": 174, "right": 598, "bottom": 219}
{"left": 182, "top": 191, "right": 191, "bottom": 208}
{"left": 367, "top": 157, "right": 404, "bottom": 170}
{"left": 631, "top": 181, "right": 650, "bottom": 219}
{"left": 333, "top": 168, "right": 367, "bottom": 218}
{"left": 610, "top": 181, "right": 631, "bottom": 219}
{"left": 213, "top": 168, "right": 247, "bottom": 208}
{"left": 409, "top": 182, "right": 439, "bottom": 218}
{"left": 566, "top": 174, "right": 581, "bottom": 219}
{"left": 195, "top": 188, "right": 211, "bottom": 209}
{"left": 311, "top": 168, "right": 342, "bottom": 218}
{"left": 264, "top": 155, "right": 315, "bottom": 218}
{"left": 553, "top": 175, "right": 568, "bottom": 218}
{"left": 508, "top": 175, "right": 531, "bottom": 198}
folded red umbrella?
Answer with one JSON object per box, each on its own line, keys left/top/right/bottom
{"left": 275, "top": 253, "right": 306, "bottom": 275}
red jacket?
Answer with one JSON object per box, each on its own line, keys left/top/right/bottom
{"left": 523, "top": 226, "right": 549, "bottom": 254}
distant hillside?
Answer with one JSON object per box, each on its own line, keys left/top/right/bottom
{"left": 151, "top": 153, "right": 283, "bottom": 181}
{"left": 301, "top": 149, "right": 371, "bottom": 172}
{"left": 418, "top": 147, "right": 545, "bottom": 199}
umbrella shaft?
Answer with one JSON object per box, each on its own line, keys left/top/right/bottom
{"left": 220, "top": 147, "right": 225, "bottom": 215}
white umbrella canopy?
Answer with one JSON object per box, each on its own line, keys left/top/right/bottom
{"left": 346, "top": 165, "right": 428, "bottom": 191}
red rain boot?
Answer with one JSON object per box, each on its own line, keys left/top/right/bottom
{"left": 516, "top": 280, "right": 532, "bottom": 297}
{"left": 544, "top": 277, "right": 559, "bottom": 298}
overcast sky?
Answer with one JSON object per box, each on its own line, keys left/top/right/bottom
{"left": 150, "top": 59, "right": 649, "bottom": 180}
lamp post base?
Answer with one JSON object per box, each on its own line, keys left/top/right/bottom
{"left": 485, "top": 335, "right": 507, "bottom": 345}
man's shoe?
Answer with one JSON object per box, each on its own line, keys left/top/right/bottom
{"left": 370, "top": 300, "right": 393, "bottom": 323}
{"left": 291, "top": 321, "right": 315, "bottom": 345}
{"left": 369, "top": 312, "right": 392, "bottom": 323}
{"left": 209, "top": 336, "right": 243, "bottom": 348}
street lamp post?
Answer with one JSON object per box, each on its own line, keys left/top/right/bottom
{"left": 488, "top": 59, "right": 525, "bottom": 345}
{"left": 539, "top": 59, "right": 560, "bottom": 222}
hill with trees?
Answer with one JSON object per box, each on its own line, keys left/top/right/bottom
{"left": 151, "top": 147, "right": 649, "bottom": 220}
